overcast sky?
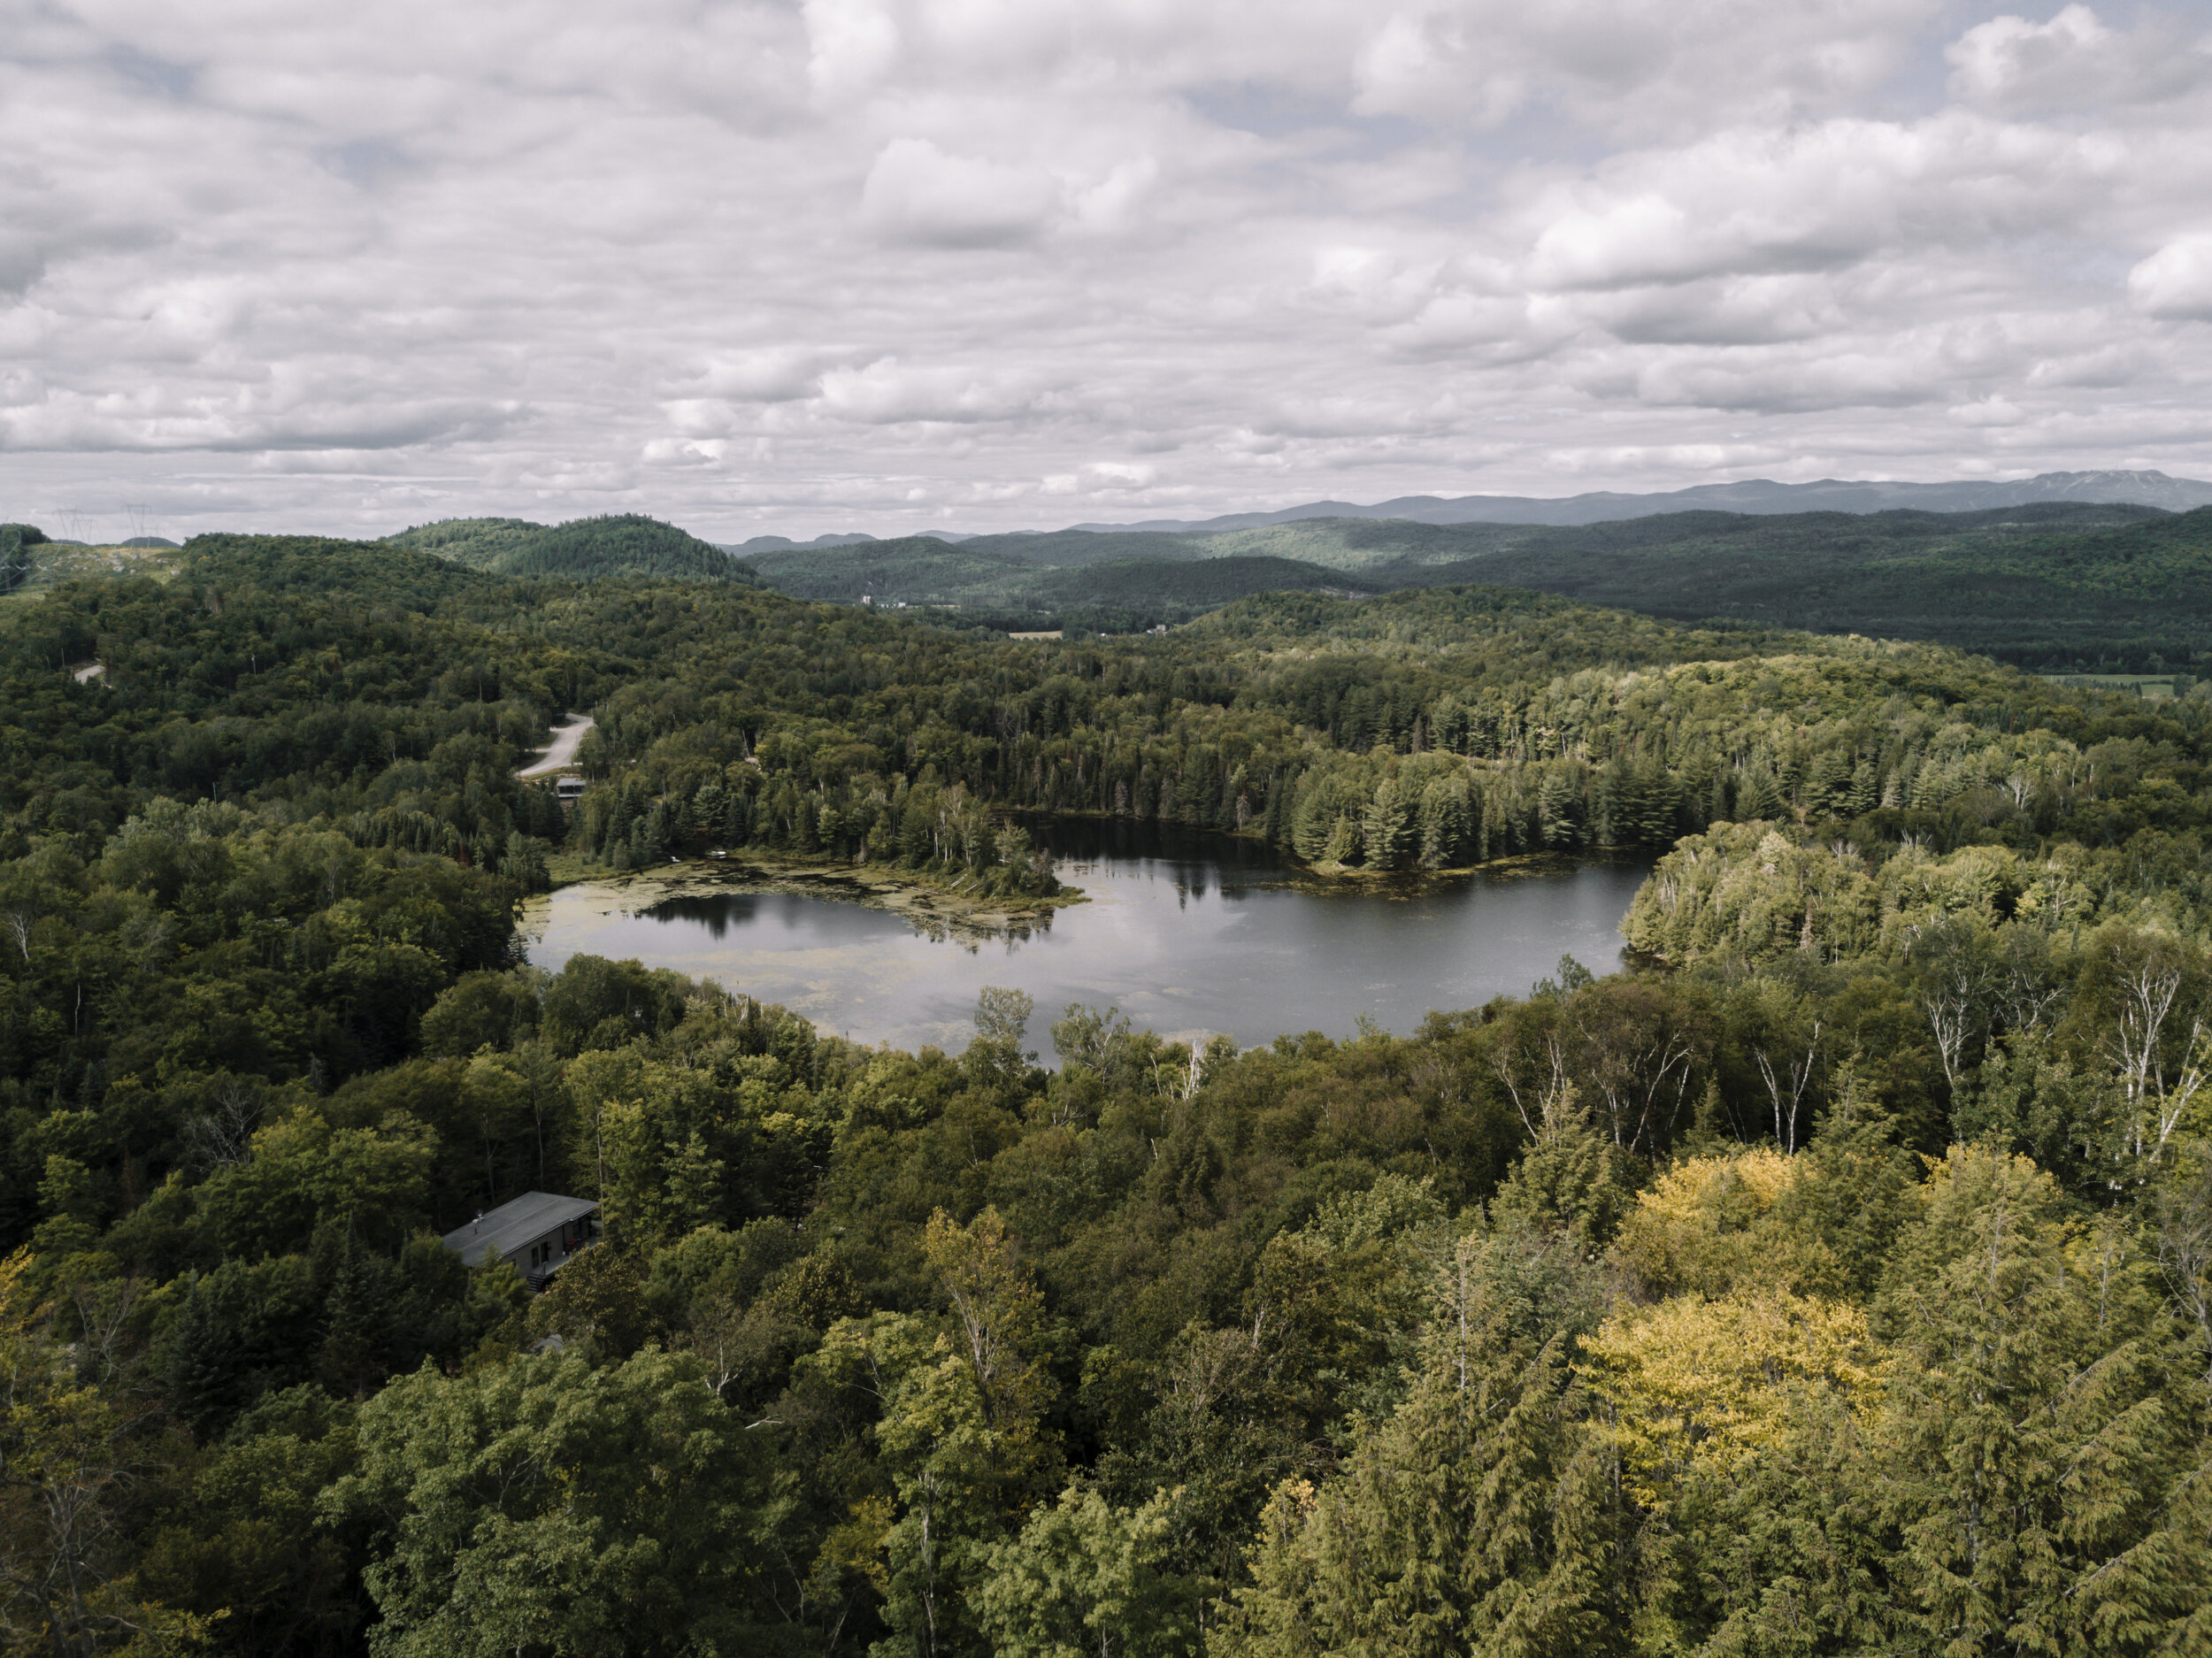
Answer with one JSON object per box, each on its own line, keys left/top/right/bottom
{"left": 4, "top": 1, "right": 2211, "bottom": 542}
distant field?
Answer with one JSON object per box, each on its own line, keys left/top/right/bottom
{"left": 1, "top": 541, "right": 184, "bottom": 599}
{"left": 2035, "top": 672, "right": 2196, "bottom": 702}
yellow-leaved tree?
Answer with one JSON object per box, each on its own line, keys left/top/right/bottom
{"left": 1610, "top": 1143, "right": 1832, "bottom": 1300}
{"left": 1585, "top": 1289, "right": 1881, "bottom": 1509}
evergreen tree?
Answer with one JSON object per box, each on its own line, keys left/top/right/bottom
{"left": 1363, "top": 777, "right": 1416, "bottom": 871}
{"left": 1216, "top": 1232, "right": 1626, "bottom": 1658}
{"left": 317, "top": 1238, "right": 395, "bottom": 1398}
{"left": 1537, "top": 769, "right": 1582, "bottom": 848}
{"left": 1490, "top": 1081, "right": 1633, "bottom": 1253}
{"left": 1771, "top": 1068, "right": 1919, "bottom": 1296}
{"left": 978, "top": 1485, "right": 1205, "bottom": 1658}
{"left": 1627, "top": 757, "right": 1678, "bottom": 848}
{"left": 166, "top": 1281, "right": 244, "bottom": 1440}
{"left": 1318, "top": 813, "right": 1357, "bottom": 867}
{"left": 1870, "top": 1146, "right": 2212, "bottom": 1654}
{"left": 1417, "top": 776, "right": 1476, "bottom": 868}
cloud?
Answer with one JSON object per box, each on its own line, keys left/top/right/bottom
{"left": 0, "top": 384, "right": 514, "bottom": 453}
{"left": 2, "top": 0, "right": 2211, "bottom": 542}
{"left": 814, "top": 357, "right": 1048, "bottom": 422}
{"left": 860, "top": 138, "right": 1062, "bottom": 247}
{"left": 2129, "top": 234, "right": 2212, "bottom": 320}
{"left": 805, "top": 0, "right": 902, "bottom": 102}
{"left": 1040, "top": 460, "right": 1156, "bottom": 494}
{"left": 1350, "top": 12, "right": 1525, "bottom": 129}
{"left": 1630, "top": 344, "right": 1947, "bottom": 414}
{"left": 1068, "top": 157, "right": 1158, "bottom": 235}
{"left": 1344, "top": 0, "right": 1940, "bottom": 139}
{"left": 1520, "top": 112, "right": 2108, "bottom": 294}
{"left": 1084, "top": 460, "right": 1156, "bottom": 487}
{"left": 691, "top": 349, "right": 835, "bottom": 403}
{"left": 1947, "top": 5, "right": 2212, "bottom": 115}
{"left": 1584, "top": 275, "right": 1849, "bottom": 347}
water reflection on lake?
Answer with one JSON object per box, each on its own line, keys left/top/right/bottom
{"left": 521, "top": 821, "right": 1648, "bottom": 1061}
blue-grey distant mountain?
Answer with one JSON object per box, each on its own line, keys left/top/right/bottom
{"left": 1064, "top": 470, "right": 2212, "bottom": 533}
{"left": 736, "top": 497, "right": 2212, "bottom": 672}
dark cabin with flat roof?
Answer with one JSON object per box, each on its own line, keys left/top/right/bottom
{"left": 442, "top": 1192, "right": 599, "bottom": 1290}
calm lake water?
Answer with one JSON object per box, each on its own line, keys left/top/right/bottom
{"left": 520, "top": 822, "right": 1647, "bottom": 1061}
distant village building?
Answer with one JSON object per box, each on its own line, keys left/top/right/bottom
{"left": 442, "top": 1192, "right": 600, "bottom": 1290}
{"left": 555, "top": 775, "right": 586, "bottom": 802}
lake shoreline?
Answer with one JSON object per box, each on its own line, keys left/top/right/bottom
{"left": 543, "top": 830, "right": 1648, "bottom": 924}
{"left": 520, "top": 834, "right": 1650, "bottom": 1058}
{"left": 1024, "top": 810, "right": 1650, "bottom": 891}
{"left": 537, "top": 849, "right": 1087, "bottom": 938}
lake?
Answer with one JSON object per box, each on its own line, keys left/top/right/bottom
{"left": 520, "top": 820, "right": 1648, "bottom": 1061}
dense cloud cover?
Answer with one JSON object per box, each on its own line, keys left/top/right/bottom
{"left": 3, "top": 0, "right": 2210, "bottom": 540}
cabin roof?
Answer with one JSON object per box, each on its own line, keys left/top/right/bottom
{"left": 441, "top": 1192, "right": 599, "bottom": 1270}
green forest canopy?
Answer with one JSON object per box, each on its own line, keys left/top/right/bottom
{"left": 388, "top": 512, "right": 762, "bottom": 585}
{"left": 746, "top": 502, "right": 2212, "bottom": 670}
{"left": 0, "top": 526, "right": 2210, "bottom": 1654}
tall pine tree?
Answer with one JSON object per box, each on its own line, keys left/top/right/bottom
{"left": 1870, "top": 1146, "right": 2212, "bottom": 1654}
{"left": 1216, "top": 1230, "right": 1627, "bottom": 1658}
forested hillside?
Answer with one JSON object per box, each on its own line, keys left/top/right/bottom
{"left": 746, "top": 536, "right": 1371, "bottom": 630}
{"left": 387, "top": 513, "right": 759, "bottom": 584}
{"left": 1376, "top": 501, "right": 2212, "bottom": 669}
{"left": 4, "top": 527, "right": 2212, "bottom": 1655}
{"left": 748, "top": 502, "right": 2212, "bottom": 669}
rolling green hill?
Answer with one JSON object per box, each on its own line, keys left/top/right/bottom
{"left": 1026, "top": 553, "right": 1379, "bottom": 610}
{"left": 947, "top": 528, "right": 1212, "bottom": 566}
{"left": 1190, "top": 515, "right": 1538, "bottom": 568}
{"left": 388, "top": 514, "right": 759, "bottom": 584}
{"left": 1180, "top": 501, "right": 2161, "bottom": 572}
{"left": 746, "top": 537, "right": 1040, "bottom": 602}
{"left": 182, "top": 533, "right": 513, "bottom": 606}
{"left": 743, "top": 501, "right": 2212, "bottom": 666}
{"left": 748, "top": 537, "right": 1371, "bottom": 624}
{"left": 1364, "top": 503, "right": 2212, "bottom": 668}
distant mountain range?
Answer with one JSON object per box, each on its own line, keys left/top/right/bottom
{"left": 721, "top": 471, "right": 2212, "bottom": 552}
{"left": 721, "top": 531, "right": 882, "bottom": 555}
{"left": 734, "top": 499, "right": 2212, "bottom": 672}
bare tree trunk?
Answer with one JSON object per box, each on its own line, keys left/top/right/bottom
{"left": 2106, "top": 950, "right": 2197, "bottom": 1168}
{"left": 1923, "top": 986, "right": 1972, "bottom": 1089}
{"left": 1754, "top": 1020, "right": 1821, "bottom": 1155}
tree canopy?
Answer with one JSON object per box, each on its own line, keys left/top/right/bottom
{"left": 0, "top": 526, "right": 2208, "bottom": 1654}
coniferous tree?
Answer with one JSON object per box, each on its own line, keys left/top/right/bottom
{"left": 979, "top": 1486, "right": 1205, "bottom": 1658}
{"left": 1216, "top": 1230, "right": 1625, "bottom": 1658}
{"left": 166, "top": 1281, "right": 244, "bottom": 1441}
{"left": 1770, "top": 1069, "right": 1920, "bottom": 1296}
{"left": 1870, "top": 1146, "right": 2212, "bottom": 1654}
{"left": 318, "top": 1238, "right": 395, "bottom": 1398}
{"left": 1489, "top": 1080, "right": 1634, "bottom": 1253}
{"left": 1362, "top": 776, "right": 1416, "bottom": 871}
